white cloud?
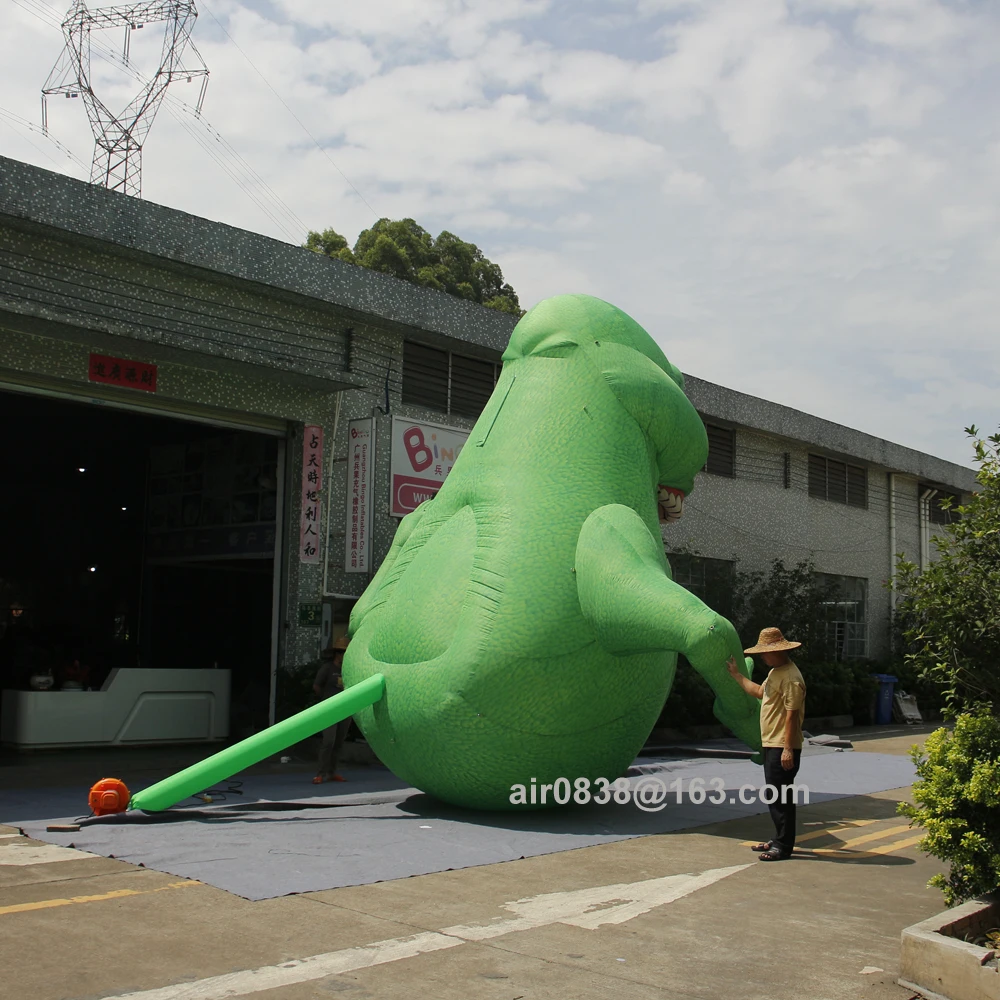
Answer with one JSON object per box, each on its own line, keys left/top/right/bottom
{"left": 1, "top": 0, "right": 998, "bottom": 467}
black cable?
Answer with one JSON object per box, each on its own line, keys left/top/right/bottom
{"left": 194, "top": 779, "right": 244, "bottom": 803}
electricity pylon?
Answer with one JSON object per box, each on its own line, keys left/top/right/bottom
{"left": 42, "top": 1, "right": 209, "bottom": 198}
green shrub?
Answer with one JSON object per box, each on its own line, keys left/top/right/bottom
{"left": 657, "top": 656, "right": 717, "bottom": 728}
{"left": 786, "top": 660, "right": 879, "bottom": 723}
{"left": 656, "top": 657, "right": 881, "bottom": 731}
{"left": 891, "top": 656, "right": 948, "bottom": 720}
{"left": 899, "top": 709, "right": 1000, "bottom": 905}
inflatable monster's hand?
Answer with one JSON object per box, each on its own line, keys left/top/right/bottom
{"left": 577, "top": 504, "right": 763, "bottom": 756}
{"left": 684, "top": 619, "right": 764, "bottom": 759}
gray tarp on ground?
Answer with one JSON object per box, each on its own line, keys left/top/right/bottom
{"left": 7, "top": 749, "right": 916, "bottom": 901}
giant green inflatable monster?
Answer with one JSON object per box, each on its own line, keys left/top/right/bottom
{"left": 343, "top": 294, "right": 762, "bottom": 809}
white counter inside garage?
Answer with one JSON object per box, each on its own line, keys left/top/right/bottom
{"left": 1, "top": 668, "right": 230, "bottom": 748}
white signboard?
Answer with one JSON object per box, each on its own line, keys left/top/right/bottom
{"left": 345, "top": 418, "right": 374, "bottom": 573}
{"left": 390, "top": 416, "right": 470, "bottom": 516}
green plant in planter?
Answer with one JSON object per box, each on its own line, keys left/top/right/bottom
{"left": 899, "top": 709, "right": 1000, "bottom": 906}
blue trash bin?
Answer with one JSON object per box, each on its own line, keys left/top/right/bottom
{"left": 872, "top": 674, "right": 898, "bottom": 725}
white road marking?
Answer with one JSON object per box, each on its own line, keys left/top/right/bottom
{"left": 0, "top": 842, "right": 98, "bottom": 866}
{"left": 0, "top": 833, "right": 24, "bottom": 839}
{"left": 103, "top": 864, "right": 749, "bottom": 1000}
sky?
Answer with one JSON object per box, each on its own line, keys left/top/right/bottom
{"left": 1, "top": 0, "right": 997, "bottom": 470}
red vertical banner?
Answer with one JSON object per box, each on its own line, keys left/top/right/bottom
{"left": 299, "top": 425, "right": 323, "bottom": 564}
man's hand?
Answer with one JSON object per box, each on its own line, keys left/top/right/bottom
{"left": 781, "top": 748, "right": 795, "bottom": 771}
{"left": 726, "top": 656, "right": 763, "bottom": 699}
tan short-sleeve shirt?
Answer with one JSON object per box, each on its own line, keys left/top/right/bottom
{"left": 759, "top": 661, "right": 807, "bottom": 749}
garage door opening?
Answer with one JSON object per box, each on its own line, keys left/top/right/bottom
{"left": 0, "top": 389, "right": 284, "bottom": 747}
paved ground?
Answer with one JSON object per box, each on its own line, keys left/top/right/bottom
{"left": 0, "top": 725, "right": 944, "bottom": 1000}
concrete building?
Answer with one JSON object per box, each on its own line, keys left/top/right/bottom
{"left": 0, "top": 154, "right": 512, "bottom": 746}
{"left": 0, "top": 154, "right": 976, "bottom": 747}
{"left": 667, "top": 378, "right": 976, "bottom": 662}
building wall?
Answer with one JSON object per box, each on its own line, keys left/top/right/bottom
{"left": 662, "top": 422, "right": 971, "bottom": 660}
{"left": 1, "top": 155, "right": 977, "bottom": 684}
{"left": 307, "top": 334, "right": 497, "bottom": 664}
{"left": 0, "top": 171, "right": 514, "bottom": 675}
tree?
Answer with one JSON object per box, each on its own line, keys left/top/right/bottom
{"left": 891, "top": 426, "right": 1000, "bottom": 716}
{"left": 303, "top": 228, "right": 354, "bottom": 264}
{"left": 891, "top": 426, "right": 1000, "bottom": 905}
{"left": 657, "top": 554, "right": 878, "bottom": 728}
{"left": 304, "top": 219, "right": 523, "bottom": 316}
{"left": 729, "top": 558, "right": 842, "bottom": 660}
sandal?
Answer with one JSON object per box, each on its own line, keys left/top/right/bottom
{"left": 312, "top": 775, "right": 330, "bottom": 784}
{"left": 758, "top": 846, "right": 791, "bottom": 862}
{"left": 750, "top": 842, "right": 773, "bottom": 852}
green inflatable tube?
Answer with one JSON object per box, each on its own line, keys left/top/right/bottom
{"left": 128, "top": 673, "right": 386, "bottom": 813}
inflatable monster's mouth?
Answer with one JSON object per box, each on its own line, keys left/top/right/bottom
{"left": 657, "top": 486, "right": 685, "bottom": 523}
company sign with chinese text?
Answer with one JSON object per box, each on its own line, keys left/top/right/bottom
{"left": 299, "top": 425, "right": 323, "bottom": 564}
{"left": 88, "top": 353, "right": 157, "bottom": 392}
{"left": 345, "top": 418, "right": 373, "bottom": 573}
{"left": 390, "top": 416, "right": 469, "bottom": 516}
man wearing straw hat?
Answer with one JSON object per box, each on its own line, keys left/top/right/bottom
{"left": 727, "top": 627, "right": 807, "bottom": 861}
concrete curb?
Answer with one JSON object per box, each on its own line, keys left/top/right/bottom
{"left": 899, "top": 894, "right": 999, "bottom": 1000}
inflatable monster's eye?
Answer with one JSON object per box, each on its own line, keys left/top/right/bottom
{"left": 657, "top": 486, "right": 685, "bottom": 523}
{"left": 528, "top": 334, "right": 579, "bottom": 358}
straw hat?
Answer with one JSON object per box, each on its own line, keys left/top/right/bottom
{"left": 331, "top": 634, "right": 350, "bottom": 651}
{"left": 743, "top": 627, "right": 801, "bottom": 655}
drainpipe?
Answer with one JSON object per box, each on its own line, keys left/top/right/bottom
{"left": 919, "top": 487, "right": 938, "bottom": 572}
{"left": 888, "top": 472, "right": 896, "bottom": 655}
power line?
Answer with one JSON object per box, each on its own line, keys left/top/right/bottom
{"left": 0, "top": 102, "right": 89, "bottom": 170}
{"left": 198, "top": 0, "right": 379, "bottom": 222}
{"left": 18, "top": 0, "right": 309, "bottom": 243}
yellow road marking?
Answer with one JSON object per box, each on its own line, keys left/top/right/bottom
{"left": 867, "top": 834, "right": 925, "bottom": 855}
{"left": 740, "top": 819, "right": 879, "bottom": 848}
{"left": 817, "top": 823, "right": 914, "bottom": 851}
{"left": 810, "top": 834, "right": 926, "bottom": 858}
{"left": 0, "top": 879, "right": 202, "bottom": 916}
{"left": 807, "top": 834, "right": 926, "bottom": 859}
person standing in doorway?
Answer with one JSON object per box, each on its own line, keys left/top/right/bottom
{"left": 726, "top": 627, "right": 807, "bottom": 862}
{"left": 312, "top": 635, "right": 351, "bottom": 784}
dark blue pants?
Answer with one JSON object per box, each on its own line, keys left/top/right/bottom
{"left": 318, "top": 719, "right": 350, "bottom": 776}
{"left": 762, "top": 748, "right": 802, "bottom": 852}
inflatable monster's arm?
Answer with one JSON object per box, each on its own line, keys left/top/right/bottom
{"left": 576, "top": 504, "right": 762, "bottom": 759}
{"left": 349, "top": 501, "right": 430, "bottom": 637}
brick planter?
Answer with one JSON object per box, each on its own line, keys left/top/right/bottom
{"left": 899, "top": 895, "right": 999, "bottom": 1000}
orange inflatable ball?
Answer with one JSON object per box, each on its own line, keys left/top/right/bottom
{"left": 88, "top": 778, "right": 130, "bottom": 816}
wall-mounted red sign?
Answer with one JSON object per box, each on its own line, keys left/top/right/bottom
{"left": 88, "top": 353, "right": 158, "bottom": 392}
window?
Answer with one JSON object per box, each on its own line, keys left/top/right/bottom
{"left": 669, "top": 554, "right": 735, "bottom": 619}
{"left": 808, "top": 454, "right": 867, "bottom": 508}
{"left": 815, "top": 573, "right": 867, "bottom": 660}
{"left": 704, "top": 423, "right": 735, "bottom": 477}
{"left": 920, "top": 486, "right": 961, "bottom": 525}
{"left": 402, "top": 341, "right": 499, "bottom": 418}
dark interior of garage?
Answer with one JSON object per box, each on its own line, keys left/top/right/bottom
{"left": 0, "top": 389, "right": 279, "bottom": 739}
